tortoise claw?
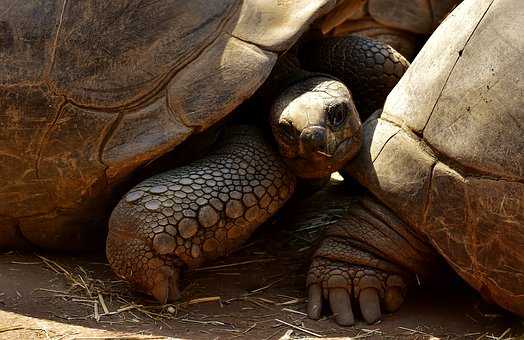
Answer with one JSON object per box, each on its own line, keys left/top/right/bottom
{"left": 329, "top": 287, "right": 355, "bottom": 326}
{"left": 151, "top": 266, "right": 181, "bottom": 304}
{"left": 307, "top": 257, "right": 407, "bottom": 326}
{"left": 359, "top": 288, "right": 381, "bottom": 324}
{"left": 307, "top": 283, "right": 322, "bottom": 320}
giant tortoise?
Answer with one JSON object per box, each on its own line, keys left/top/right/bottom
{"left": 0, "top": 1, "right": 413, "bottom": 303}
{"left": 304, "top": 0, "right": 524, "bottom": 325}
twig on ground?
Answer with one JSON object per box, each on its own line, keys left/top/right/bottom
{"left": 279, "top": 329, "right": 294, "bottom": 340}
{"left": 281, "top": 308, "right": 307, "bottom": 316}
{"left": 94, "top": 301, "right": 100, "bottom": 322}
{"left": 278, "top": 298, "right": 305, "bottom": 306}
{"left": 486, "top": 328, "right": 512, "bottom": 340}
{"left": 274, "top": 319, "right": 322, "bottom": 338}
{"left": 98, "top": 293, "right": 110, "bottom": 314}
{"left": 187, "top": 296, "right": 221, "bottom": 305}
{"left": 191, "top": 258, "right": 275, "bottom": 271}
{"left": 398, "top": 326, "right": 435, "bottom": 337}
{"left": 243, "top": 323, "right": 257, "bottom": 335}
{"left": 247, "top": 278, "right": 283, "bottom": 295}
{"left": 352, "top": 328, "right": 383, "bottom": 339}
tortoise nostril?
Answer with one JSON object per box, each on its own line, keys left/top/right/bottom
{"left": 300, "top": 126, "right": 327, "bottom": 154}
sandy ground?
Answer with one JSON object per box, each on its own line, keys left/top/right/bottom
{"left": 0, "top": 183, "right": 522, "bottom": 340}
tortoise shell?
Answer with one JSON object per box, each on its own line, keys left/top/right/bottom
{"left": 0, "top": 0, "right": 338, "bottom": 250}
{"left": 346, "top": 0, "right": 524, "bottom": 316}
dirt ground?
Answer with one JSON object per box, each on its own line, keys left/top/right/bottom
{"left": 0, "top": 182, "right": 522, "bottom": 340}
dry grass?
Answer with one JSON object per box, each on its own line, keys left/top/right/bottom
{"left": 31, "top": 254, "right": 328, "bottom": 339}
{"left": 34, "top": 254, "right": 227, "bottom": 327}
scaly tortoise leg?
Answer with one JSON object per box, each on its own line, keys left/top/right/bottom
{"left": 307, "top": 194, "right": 440, "bottom": 325}
{"left": 106, "top": 126, "right": 296, "bottom": 303}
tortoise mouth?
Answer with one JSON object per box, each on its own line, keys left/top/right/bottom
{"left": 284, "top": 136, "right": 360, "bottom": 179}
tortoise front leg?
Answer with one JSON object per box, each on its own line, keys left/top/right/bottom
{"left": 106, "top": 126, "right": 296, "bottom": 303}
{"left": 307, "top": 194, "right": 440, "bottom": 325}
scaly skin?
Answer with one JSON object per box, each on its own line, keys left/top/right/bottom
{"left": 107, "top": 126, "right": 296, "bottom": 303}
{"left": 301, "top": 35, "right": 409, "bottom": 119}
{"left": 307, "top": 194, "right": 440, "bottom": 325}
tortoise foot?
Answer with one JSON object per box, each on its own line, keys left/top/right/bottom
{"left": 304, "top": 194, "right": 440, "bottom": 325}
{"left": 307, "top": 247, "right": 406, "bottom": 325}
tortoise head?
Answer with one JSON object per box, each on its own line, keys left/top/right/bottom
{"left": 270, "top": 77, "right": 363, "bottom": 179}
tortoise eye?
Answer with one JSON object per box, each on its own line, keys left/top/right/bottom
{"left": 327, "top": 103, "right": 348, "bottom": 129}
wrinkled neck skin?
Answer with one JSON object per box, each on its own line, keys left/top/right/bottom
{"left": 270, "top": 75, "right": 363, "bottom": 179}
